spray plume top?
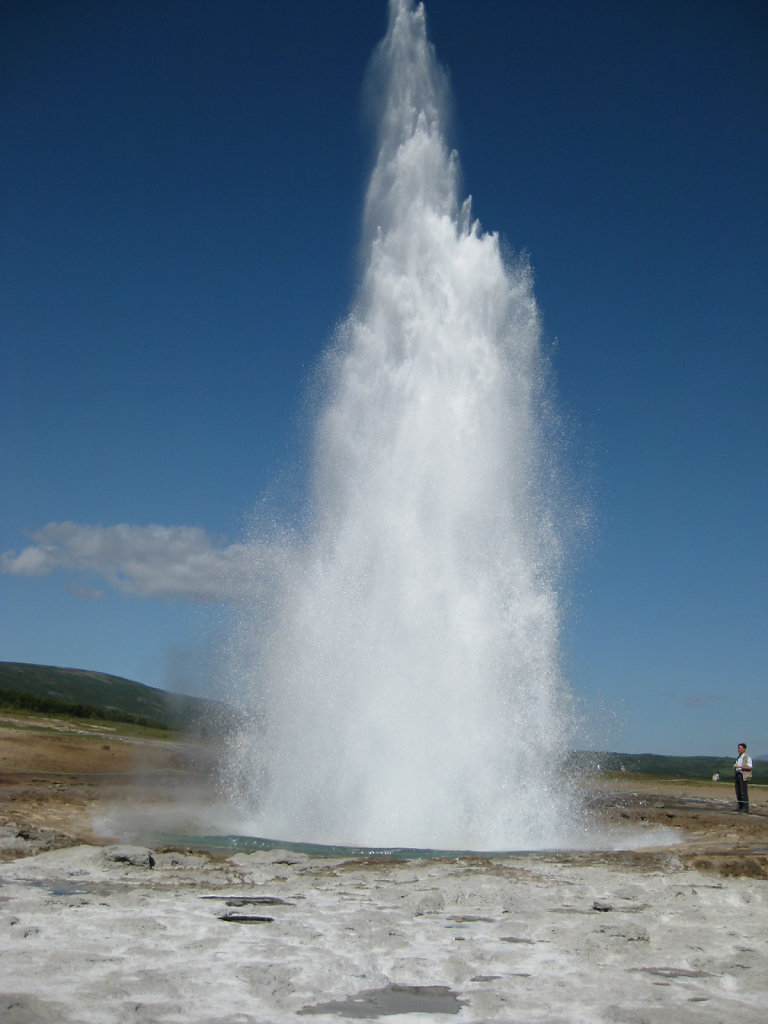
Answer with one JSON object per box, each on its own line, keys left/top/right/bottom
{"left": 364, "top": 0, "right": 459, "bottom": 242}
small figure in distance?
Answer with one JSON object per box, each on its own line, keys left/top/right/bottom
{"left": 712, "top": 771, "right": 720, "bottom": 782}
{"left": 733, "top": 742, "right": 752, "bottom": 813}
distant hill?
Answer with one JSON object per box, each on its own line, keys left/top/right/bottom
{"left": 1, "top": 663, "right": 762, "bottom": 779}
{"left": 0, "top": 661, "right": 225, "bottom": 732}
{"left": 568, "top": 749, "right": 766, "bottom": 782}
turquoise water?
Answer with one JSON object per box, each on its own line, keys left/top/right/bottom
{"left": 151, "top": 832, "right": 532, "bottom": 860}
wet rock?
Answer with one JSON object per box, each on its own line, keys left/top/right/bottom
{"left": 223, "top": 896, "right": 294, "bottom": 907}
{"left": 631, "top": 966, "right": 710, "bottom": 978}
{"left": 101, "top": 845, "right": 155, "bottom": 869}
{"left": 153, "top": 851, "right": 208, "bottom": 870}
{"left": 218, "top": 913, "right": 274, "bottom": 924}
{"left": 0, "top": 824, "right": 73, "bottom": 860}
{"left": 2, "top": 992, "right": 68, "bottom": 1024}
{"left": 592, "top": 900, "right": 613, "bottom": 911}
{"left": 415, "top": 891, "right": 445, "bottom": 915}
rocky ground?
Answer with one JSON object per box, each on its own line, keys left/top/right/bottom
{"left": 0, "top": 713, "right": 213, "bottom": 859}
{"left": 1, "top": 713, "right": 766, "bottom": 875}
{"left": 1, "top": 714, "right": 767, "bottom": 1023}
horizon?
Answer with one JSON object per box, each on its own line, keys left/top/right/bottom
{"left": 2, "top": 0, "right": 766, "bottom": 758}
{"left": 2, "top": 657, "right": 765, "bottom": 763}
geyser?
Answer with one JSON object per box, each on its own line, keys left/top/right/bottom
{"left": 223, "top": 0, "right": 579, "bottom": 850}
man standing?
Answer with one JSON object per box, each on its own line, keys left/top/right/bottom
{"left": 733, "top": 742, "right": 752, "bottom": 813}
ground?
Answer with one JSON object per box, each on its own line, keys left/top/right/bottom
{"left": 2, "top": 714, "right": 767, "bottom": 1023}
{"left": 1, "top": 711, "right": 766, "bottom": 876}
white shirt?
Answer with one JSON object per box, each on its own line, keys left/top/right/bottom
{"left": 735, "top": 751, "right": 753, "bottom": 771}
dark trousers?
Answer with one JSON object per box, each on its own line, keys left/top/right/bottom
{"left": 735, "top": 772, "right": 749, "bottom": 811}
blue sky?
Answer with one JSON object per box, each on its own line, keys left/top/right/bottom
{"left": 2, "top": 0, "right": 766, "bottom": 757}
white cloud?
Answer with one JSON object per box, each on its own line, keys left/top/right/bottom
{"left": 1, "top": 521, "right": 269, "bottom": 603}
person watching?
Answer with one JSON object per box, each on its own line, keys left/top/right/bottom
{"left": 733, "top": 742, "right": 753, "bottom": 813}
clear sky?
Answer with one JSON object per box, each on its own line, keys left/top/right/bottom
{"left": 2, "top": 0, "right": 766, "bottom": 757}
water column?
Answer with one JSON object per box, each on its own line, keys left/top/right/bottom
{"left": 224, "top": 0, "right": 576, "bottom": 850}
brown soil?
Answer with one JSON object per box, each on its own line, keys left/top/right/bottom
{"left": 573, "top": 776, "right": 768, "bottom": 879}
{"left": 1, "top": 714, "right": 766, "bottom": 878}
{"left": 0, "top": 713, "right": 214, "bottom": 857}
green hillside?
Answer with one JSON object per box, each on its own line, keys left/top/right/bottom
{"left": 1, "top": 663, "right": 762, "bottom": 779}
{"left": 0, "top": 661, "right": 222, "bottom": 732}
{"left": 568, "top": 749, "right": 765, "bottom": 782}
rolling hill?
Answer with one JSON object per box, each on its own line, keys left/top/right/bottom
{"left": 566, "top": 749, "right": 765, "bottom": 783}
{"left": 1, "top": 662, "right": 763, "bottom": 781}
{"left": 0, "top": 661, "right": 223, "bottom": 731}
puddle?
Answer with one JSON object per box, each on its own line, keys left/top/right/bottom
{"left": 150, "top": 822, "right": 682, "bottom": 860}
{"left": 298, "top": 984, "right": 466, "bottom": 1017}
{"left": 1, "top": 879, "right": 91, "bottom": 896}
{"left": 200, "top": 895, "right": 293, "bottom": 906}
{"left": 218, "top": 913, "right": 274, "bottom": 924}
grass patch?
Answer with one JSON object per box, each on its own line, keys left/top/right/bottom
{"left": 0, "top": 704, "right": 181, "bottom": 742}
{"left": 0, "top": 687, "right": 168, "bottom": 730}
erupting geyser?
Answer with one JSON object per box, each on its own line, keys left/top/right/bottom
{"left": 223, "top": 0, "right": 580, "bottom": 850}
